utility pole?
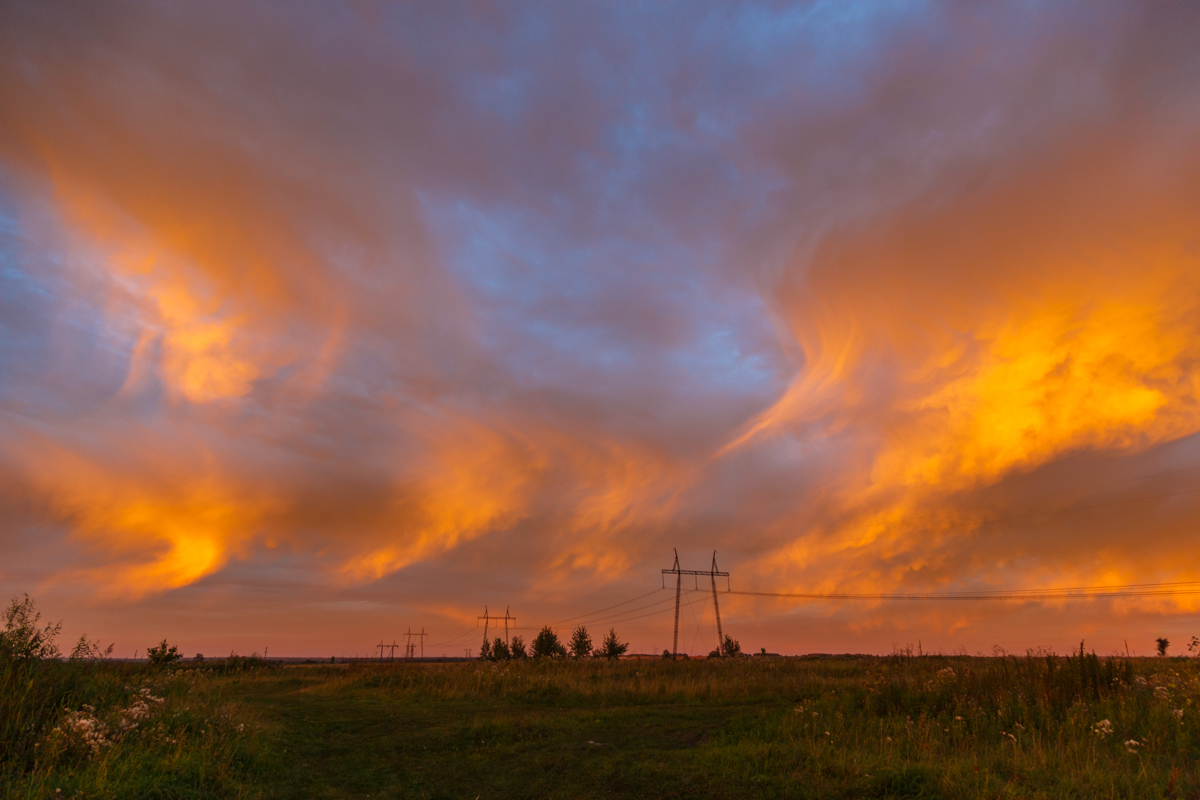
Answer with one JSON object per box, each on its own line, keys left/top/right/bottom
{"left": 480, "top": 606, "right": 489, "bottom": 653}
{"left": 388, "top": 640, "right": 399, "bottom": 661}
{"left": 377, "top": 641, "right": 386, "bottom": 662}
{"left": 662, "top": 550, "right": 730, "bottom": 658}
{"left": 416, "top": 627, "right": 428, "bottom": 658}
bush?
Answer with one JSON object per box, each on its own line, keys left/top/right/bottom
{"left": 511, "top": 635, "right": 528, "bottom": 659}
{"left": 0, "top": 594, "right": 62, "bottom": 660}
{"left": 568, "top": 626, "right": 593, "bottom": 659}
{"left": 479, "top": 638, "right": 492, "bottom": 660}
{"left": 532, "top": 626, "right": 567, "bottom": 658}
{"left": 721, "top": 635, "right": 742, "bottom": 657}
{"left": 146, "top": 639, "right": 182, "bottom": 667}
{"left": 596, "top": 628, "right": 628, "bottom": 660}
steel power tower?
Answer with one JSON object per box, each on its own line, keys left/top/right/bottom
{"left": 478, "top": 606, "right": 516, "bottom": 646}
{"left": 662, "top": 550, "right": 730, "bottom": 659}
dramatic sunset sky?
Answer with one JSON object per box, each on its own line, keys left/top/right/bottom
{"left": 2, "top": 1, "right": 1200, "bottom": 658}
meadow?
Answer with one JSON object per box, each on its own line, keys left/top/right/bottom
{"left": 5, "top": 643, "right": 1200, "bottom": 799}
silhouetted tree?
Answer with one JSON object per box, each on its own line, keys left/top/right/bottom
{"left": 511, "top": 635, "right": 528, "bottom": 659}
{"left": 532, "top": 626, "right": 567, "bottom": 658}
{"left": 1157, "top": 637, "right": 1170, "bottom": 657}
{"left": 490, "top": 637, "right": 511, "bottom": 660}
{"left": 596, "top": 628, "right": 628, "bottom": 660}
{"left": 146, "top": 639, "right": 182, "bottom": 666}
{"left": 568, "top": 626, "right": 593, "bottom": 659}
{"left": 479, "top": 637, "right": 492, "bottom": 660}
{"left": 721, "top": 635, "right": 742, "bottom": 657}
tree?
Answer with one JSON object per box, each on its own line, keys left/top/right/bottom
{"left": 568, "top": 626, "right": 593, "bottom": 659}
{"left": 490, "top": 637, "right": 511, "bottom": 660}
{"left": 479, "top": 637, "right": 492, "bottom": 660}
{"left": 532, "top": 626, "right": 567, "bottom": 658}
{"left": 1157, "top": 637, "right": 1170, "bottom": 657}
{"left": 720, "top": 635, "right": 742, "bottom": 657}
{"left": 662, "top": 649, "right": 672, "bottom": 659}
{"left": 146, "top": 639, "right": 182, "bottom": 667}
{"left": 596, "top": 628, "right": 628, "bottom": 660}
{"left": 511, "top": 635, "right": 528, "bottom": 659}
{"left": 0, "top": 594, "right": 62, "bottom": 660}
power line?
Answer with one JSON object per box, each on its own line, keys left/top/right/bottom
{"left": 548, "top": 588, "right": 666, "bottom": 626}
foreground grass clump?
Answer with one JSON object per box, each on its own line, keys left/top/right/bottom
{"left": 0, "top": 657, "right": 266, "bottom": 799}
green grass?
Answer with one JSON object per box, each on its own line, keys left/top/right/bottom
{"left": 6, "top": 652, "right": 1200, "bottom": 798}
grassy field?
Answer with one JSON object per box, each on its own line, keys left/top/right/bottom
{"left": 5, "top": 651, "right": 1200, "bottom": 798}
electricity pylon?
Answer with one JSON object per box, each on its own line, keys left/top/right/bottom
{"left": 662, "top": 550, "right": 730, "bottom": 658}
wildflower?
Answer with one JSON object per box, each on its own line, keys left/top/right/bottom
{"left": 954, "top": 716, "right": 963, "bottom": 721}
{"left": 1092, "top": 719, "right": 1113, "bottom": 737}
{"left": 1124, "top": 738, "right": 1141, "bottom": 753}
{"left": 936, "top": 667, "right": 956, "bottom": 680}
{"left": 1173, "top": 708, "right": 1184, "bottom": 721}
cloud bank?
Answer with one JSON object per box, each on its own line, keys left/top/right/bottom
{"left": 1, "top": 1, "right": 1199, "bottom": 656}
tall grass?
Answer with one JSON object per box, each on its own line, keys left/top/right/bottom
{"left": 0, "top": 660, "right": 264, "bottom": 799}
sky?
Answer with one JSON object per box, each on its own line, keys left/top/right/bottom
{"left": 2, "top": 1, "right": 1200, "bottom": 659}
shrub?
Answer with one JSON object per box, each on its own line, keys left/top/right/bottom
{"left": 1157, "top": 637, "right": 1170, "bottom": 657}
{"left": 511, "top": 635, "right": 528, "bottom": 659}
{"left": 532, "top": 626, "right": 567, "bottom": 658}
{"left": 721, "top": 635, "right": 742, "bottom": 657}
{"left": 568, "top": 626, "right": 593, "bottom": 659}
{"left": 146, "top": 639, "right": 182, "bottom": 667}
{"left": 596, "top": 628, "right": 628, "bottom": 660}
{"left": 662, "top": 649, "right": 671, "bottom": 659}
{"left": 479, "top": 638, "right": 492, "bottom": 660}
{"left": 0, "top": 594, "right": 62, "bottom": 660}
{"left": 69, "top": 635, "right": 112, "bottom": 661}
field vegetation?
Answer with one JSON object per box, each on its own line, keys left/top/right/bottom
{"left": 5, "top": 597, "right": 1200, "bottom": 798}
